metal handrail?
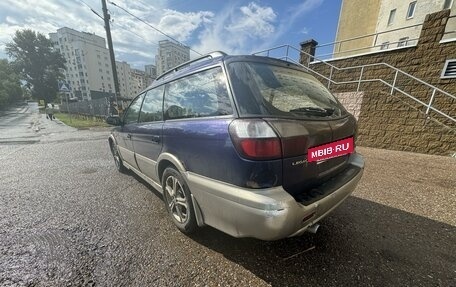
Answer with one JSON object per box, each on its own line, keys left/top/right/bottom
{"left": 317, "top": 22, "right": 424, "bottom": 49}
{"left": 317, "top": 14, "right": 456, "bottom": 59}
{"left": 252, "top": 45, "right": 456, "bottom": 124}
{"left": 316, "top": 38, "right": 419, "bottom": 59}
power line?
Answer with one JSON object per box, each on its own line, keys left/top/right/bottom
{"left": 110, "top": 21, "right": 157, "bottom": 47}
{"left": 75, "top": 0, "right": 104, "bottom": 20}
{"left": 108, "top": 1, "right": 202, "bottom": 56}
{"left": 69, "top": 1, "right": 157, "bottom": 66}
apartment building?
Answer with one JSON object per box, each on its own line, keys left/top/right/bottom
{"left": 116, "top": 61, "right": 134, "bottom": 99}
{"left": 115, "top": 61, "right": 153, "bottom": 99}
{"left": 49, "top": 27, "right": 115, "bottom": 101}
{"left": 144, "top": 64, "right": 156, "bottom": 86}
{"left": 130, "top": 69, "right": 148, "bottom": 96}
{"left": 155, "top": 40, "right": 190, "bottom": 76}
{"left": 334, "top": 0, "right": 455, "bottom": 56}
{"left": 145, "top": 64, "right": 157, "bottom": 79}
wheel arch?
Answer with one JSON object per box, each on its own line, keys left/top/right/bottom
{"left": 157, "top": 152, "right": 186, "bottom": 181}
{"left": 108, "top": 134, "right": 117, "bottom": 149}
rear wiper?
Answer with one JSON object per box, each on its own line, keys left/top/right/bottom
{"left": 289, "top": 107, "right": 335, "bottom": 116}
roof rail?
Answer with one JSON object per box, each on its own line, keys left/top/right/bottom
{"left": 155, "top": 51, "right": 227, "bottom": 81}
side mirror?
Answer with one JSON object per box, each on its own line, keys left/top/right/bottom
{"left": 106, "top": 115, "right": 122, "bottom": 126}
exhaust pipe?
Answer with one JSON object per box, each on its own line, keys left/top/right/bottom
{"left": 307, "top": 223, "right": 320, "bottom": 234}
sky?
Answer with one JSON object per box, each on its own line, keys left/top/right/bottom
{"left": 0, "top": 0, "right": 342, "bottom": 70}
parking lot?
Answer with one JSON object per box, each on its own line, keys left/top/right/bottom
{"left": 0, "top": 125, "right": 455, "bottom": 286}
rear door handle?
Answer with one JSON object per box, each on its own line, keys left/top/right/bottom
{"left": 151, "top": 135, "right": 161, "bottom": 143}
{"left": 127, "top": 133, "right": 132, "bottom": 139}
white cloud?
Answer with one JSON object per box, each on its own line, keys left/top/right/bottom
{"left": 5, "top": 16, "right": 19, "bottom": 25}
{"left": 193, "top": 0, "right": 321, "bottom": 55}
{"left": 300, "top": 27, "right": 310, "bottom": 35}
{"left": 157, "top": 10, "right": 214, "bottom": 42}
{"left": 0, "top": 0, "right": 322, "bottom": 67}
{"left": 262, "top": 0, "right": 323, "bottom": 49}
{"left": 226, "top": 3, "right": 276, "bottom": 38}
{"left": 194, "top": 2, "right": 277, "bottom": 55}
{"left": 0, "top": 0, "right": 212, "bottom": 68}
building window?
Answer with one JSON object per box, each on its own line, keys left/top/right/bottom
{"left": 443, "top": 0, "right": 453, "bottom": 9}
{"left": 407, "top": 2, "right": 416, "bottom": 19}
{"left": 388, "top": 9, "right": 396, "bottom": 26}
{"left": 381, "top": 42, "right": 390, "bottom": 50}
{"left": 398, "top": 37, "right": 409, "bottom": 47}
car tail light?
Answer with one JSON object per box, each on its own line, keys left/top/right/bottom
{"left": 229, "top": 119, "right": 282, "bottom": 160}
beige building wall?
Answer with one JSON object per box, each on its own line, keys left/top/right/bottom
{"left": 375, "top": 0, "right": 455, "bottom": 48}
{"left": 334, "top": 0, "right": 381, "bottom": 57}
{"left": 334, "top": 0, "right": 455, "bottom": 57}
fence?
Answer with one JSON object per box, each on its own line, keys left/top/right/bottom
{"left": 316, "top": 15, "right": 456, "bottom": 60}
{"left": 59, "top": 97, "right": 111, "bottom": 118}
{"left": 315, "top": 22, "right": 423, "bottom": 60}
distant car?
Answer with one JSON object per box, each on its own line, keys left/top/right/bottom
{"left": 106, "top": 52, "right": 364, "bottom": 240}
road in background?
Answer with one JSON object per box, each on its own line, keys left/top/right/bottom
{"left": 0, "top": 109, "right": 455, "bottom": 286}
{"left": 0, "top": 102, "right": 41, "bottom": 144}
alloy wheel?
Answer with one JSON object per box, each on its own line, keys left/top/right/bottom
{"left": 164, "top": 175, "right": 189, "bottom": 223}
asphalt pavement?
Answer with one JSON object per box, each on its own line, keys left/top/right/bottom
{"left": 0, "top": 104, "right": 455, "bottom": 286}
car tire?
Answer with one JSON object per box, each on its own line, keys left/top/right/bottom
{"left": 110, "top": 142, "right": 127, "bottom": 173}
{"left": 162, "top": 167, "right": 197, "bottom": 234}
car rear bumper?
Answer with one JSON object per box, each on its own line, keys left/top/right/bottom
{"left": 186, "top": 153, "right": 364, "bottom": 241}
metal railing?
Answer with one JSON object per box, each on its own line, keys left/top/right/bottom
{"left": 253, "top": 45, "right": 456, "bottom": 124}
{"left": 59, "top": 97, "right": 111, "bottom": 117}
{"left": 316, "top": 15, "right": 456, "bottom": 59}
{"left": 315, "top": 22, "right": 424, "bottom": 59}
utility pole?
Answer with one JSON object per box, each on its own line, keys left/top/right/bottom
{"left": 101, "top": 0, "right": 121, "bottom": 115}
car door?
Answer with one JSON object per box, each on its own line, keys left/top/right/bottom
{"left": 117, "top": 93, "right": 145, "bottom": 170}
{"left": 132, "top": 86, "right": 164, "bottom": 183}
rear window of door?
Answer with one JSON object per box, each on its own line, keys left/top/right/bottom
{"left": 139, "top": 86, "right": 164, "bottom": 123}
{"left": 163, "top": 67, "right": 233, "bottom": 120}
{"left": 124, "top": 93, "right": 145, "bottom": 124}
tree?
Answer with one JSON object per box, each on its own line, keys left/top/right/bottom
{"left": 0, "top": 59, "right": 22, "bottom": 108}
{"left": 5, "top": 29, "right": 66, "bottom": 104}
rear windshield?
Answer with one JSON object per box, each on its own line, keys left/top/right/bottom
{"left": 228, "top": 61, "right": 346, "bottom": 119}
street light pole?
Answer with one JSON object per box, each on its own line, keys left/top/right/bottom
{"left": 101, "top": 0, "right": 121, "bottom": 115}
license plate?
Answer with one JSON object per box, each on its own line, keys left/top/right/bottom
{"left": 307, "top": 137, "right": 354, "bottom": 163}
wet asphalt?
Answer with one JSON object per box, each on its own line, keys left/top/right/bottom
{"left": 0, "top": 104, "right": 455, "bottom": 286}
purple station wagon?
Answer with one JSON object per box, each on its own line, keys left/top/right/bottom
{"left": 106, "top": 52, "right": 364, "bottom": 240}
